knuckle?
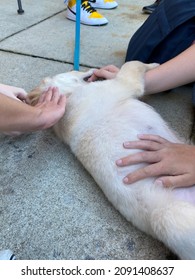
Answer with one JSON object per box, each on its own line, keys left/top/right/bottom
{"left": 161, "top": 177, "right": 176, "bottom": 188}
{"left": 140, "top": 151, "right": 150, "bottom": 161}
{"left": 142, "top": 167, "right": 152, "bottom": 177}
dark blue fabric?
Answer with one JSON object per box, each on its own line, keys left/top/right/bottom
{"left": 125, "top": 0, "right": 195, "bottom": 63}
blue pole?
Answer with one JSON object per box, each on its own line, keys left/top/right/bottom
{"left": 74, "top": 0, "right": 81, "bottom": 70}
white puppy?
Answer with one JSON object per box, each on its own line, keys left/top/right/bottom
{"left": 29, "top": 61, "right": 195, "bottom": 259}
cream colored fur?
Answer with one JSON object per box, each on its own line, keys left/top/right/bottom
{"left": 29, "top": 61, "right": 195, "bottom": 259}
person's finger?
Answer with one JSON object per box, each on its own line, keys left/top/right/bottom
{"left": 17, "top": 92, "right": 28, "bottom": 101}
{"left": 43, "top": 87, "right": 53, "bottom": 102}
{"left": 95, "top": 69, "right": 114, "bottom": 79}
{"left": 123, "top": 139, "right": 162, "bottom": 151}
{"left": 137, "top": 134, "right": 170, "bottom": 144}
{"left": 50, "top": 87, "right": 60, "bottom": 103}
{"left": 116, "top": 151, "right": 161, "bottom": 166}
{"left": 38, "top": 87, "right": 52, "bottom": 103}
{"left": 88, "top": 65, "right": 119, "bottom": 82}
{"left": 55, "top": 94, "right": 66, "bottom": 119}
{"left": 155, "top": 174, "right": 192, "bottom": 188}
{"left": 87, "top": 74, "right": 98, "bottom": 82}
{"left": 101, "top": 65, "right": 119, "bottom": 72}
{"left": 123, "top": 162, "right": 165, "bottom": 184}
{"left": 37, "top": 90, "right": 47, "bottom": 104}
{"left": 57, "top": 94, "right": 67, "bottom": 107}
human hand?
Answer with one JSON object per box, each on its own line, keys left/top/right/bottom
{"left": 116, "top": 134, "right": 195, "bottom": 188}
{"left": 0, "top": 87, "right": 66, "bottom": 137}
{"left": 88, "top": 65, "right": 120, "bottom": 82}
{"left": 0, "top": 83, "right": 27, "bottom": 102}
{"left": 34, "top": 87, "right": 66, "bottom": 129}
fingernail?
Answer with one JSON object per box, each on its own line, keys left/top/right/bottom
{"left": 155, "top": 179, "right": 164, "bottom": 188}
{"left": 137, "top": 134, "right": 144, "bottom": 139}
{"left": 123, "top": 177, "right": 129, "bottom": 184}
{"left": 123, "top": 142, "right": 130, "bottom": 147}
{"left": 116, "top": 159, "right": 122, "bottom": 166}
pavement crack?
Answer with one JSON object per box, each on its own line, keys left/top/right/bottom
{"left": 0, "top": 49, "right": 98, "bottom": 70}
{"left": 0, "top": 9, "right": 66, "bottom": 43}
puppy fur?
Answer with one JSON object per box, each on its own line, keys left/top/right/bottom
{"left": 28, "top": 61, "right": 195, "bottom": 259}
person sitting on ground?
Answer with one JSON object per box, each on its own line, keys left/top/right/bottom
{"left": 142, "top": 0, "right": 161, "bottom": 14}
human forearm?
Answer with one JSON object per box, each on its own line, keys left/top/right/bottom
{"left": 0, "top": 87, "right": 66, "bottom": 135}
{"left": 0, "top": 83, "right": 27, "bottom": 101}
{"left": 144, "top": 44, "right": 195, "bottom": 94}
{"left": 0, "top": 93, "right": 45, "bottom": 133}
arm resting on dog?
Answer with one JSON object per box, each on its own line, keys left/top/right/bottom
{"left": 145, "top": 44, "right": 195, "bottom": 94}
{"left": 89, "top": 45, "right": 195, "bottom": 94}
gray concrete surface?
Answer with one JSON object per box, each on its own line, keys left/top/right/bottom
{"left": 0, "top": 0, "right": 194, "bottom": 260}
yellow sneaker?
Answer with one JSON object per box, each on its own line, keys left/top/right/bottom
{"left": 65, "top": 0, "right": 108, "bottom": 26}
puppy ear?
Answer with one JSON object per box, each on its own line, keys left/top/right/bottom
{"left": 27, "top": 87, "right": 43, "bottom": 106}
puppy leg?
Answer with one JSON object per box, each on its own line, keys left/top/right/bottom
{"left": 116, "top": 61, "right": 159, "bottom": 98}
